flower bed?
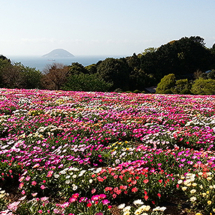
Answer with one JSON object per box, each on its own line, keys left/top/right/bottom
{"left": 0, "top": 89, "right": 215, "bottom": 214}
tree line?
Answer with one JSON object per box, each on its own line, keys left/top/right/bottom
{"left": 1, "top": 36, "right": 215, "bottom": 94}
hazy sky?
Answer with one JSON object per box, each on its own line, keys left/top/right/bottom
{"left": 1, "top": 0, "right": 215, "bottom": 57}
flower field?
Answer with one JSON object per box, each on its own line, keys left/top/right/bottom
{"left": 0, "top": 88, "right": 215, "bottom": 215}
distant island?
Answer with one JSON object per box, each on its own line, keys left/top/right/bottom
{"left": 42, "top": 49, "right": 74, "bottom": 58}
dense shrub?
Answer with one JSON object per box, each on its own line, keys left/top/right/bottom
{"left": 191, "top": 78, "right": 215, "bottom": 95}
{"left": 156, "top": 74, "right": 176, "bottom": 94}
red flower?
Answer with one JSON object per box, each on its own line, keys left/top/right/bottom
{"left": 158, "top": 179, "right": 162, "bottom": 183}
{"left": 97, "top": 176, "right": 104, "bottom": 182}
{"left": 127, "top": 177, "right": 132, "bottom": 182}
{"left": 116, "top": 189, "right": 121, "bottom": 195}
{"left": 144, "top": 195, "right": 149, "bottom": 200}
{"left": 157, "top": 193, "right": 161, "bottom": 198}
{"left": 131, "top": 187, "right": 138, "bottom": 193}
{"left": 87, "top": 203, "right": 92, "bottom": 207}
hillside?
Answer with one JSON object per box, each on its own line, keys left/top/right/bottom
{"left": 42, "top": 49, "right": 74, "bottom": 58}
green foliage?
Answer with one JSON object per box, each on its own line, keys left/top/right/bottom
{"left": 191, "top": 78, "right": 215, "bottom": 95}
{"left": 140, "top": 36, "right": 214, "bottom": 82}
{"left": 141, "top": 47, "right": 157, "bottom": 55}
{"left": 156, "top": 74, "right": 176, "bottom": 94}
{"left": 85, "top": 64, "right": 97, "bottom": 74}
{"left": 133, "top": 89, "right": 141, "bottom": 93}
{"left": 172, "top": 79, "right": 191, "bottom": 94}
{"left": 97, "top": 58, "right": 130, "bottom": 91}
{"left": 69, "top": 62, "right": 88, "bottom": 75}
{"left": 21, "top": 66, "right": 42, "bottom": 89}
{"left": 207, "top": 70, "right": 215, "bottom": 79}
{"left": 62, "top": 73, "right": 112, "bottom": 92}
{"left": 0, "top": 57, "right": 12, "bottom": 87}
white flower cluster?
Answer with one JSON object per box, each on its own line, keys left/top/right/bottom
{"left": 118, "top": 199, "right": 166, "bottom": 215}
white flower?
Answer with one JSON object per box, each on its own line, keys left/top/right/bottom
{"left": 133, "top": 199, "right": 144, "bottom": 205}
{"left": 65, "top": 180, "right": 70, "bottom": 184}
{"left": 160, "top": 206, "right": 166, "bottom": 212}
{"left": 59, "top": 170, "right": 66, "bottom": 175}
{"left": 115, "top": 159, "right": 120, "bottom": 164}
{"left": 72, "top": 184, "right": 78, "bottom": 191}
{"left": 190, "top": 196, "right": 197, "bottom": 202}
{"left": 153, "top": 206, "right": 160, "bottom": 211}
{"left": 178, "top": 180, "right": 183, "bottom": 184}
{"left": 118, "top": 203, "right": 126, "bottom": 209}
{"left": 190, "top": 189, "right": 196, "bottom": 194}
{"left": 123, "top": 206, "right": 131, "bottom": 212}
{"left": 134, "top": 208, "right": 142, "bottom": 215}
{"left": 182, "top": 186, "right": 187, "bottom": 191}
{"left": 54, "top": 174, "right": 59, "bottom": 178}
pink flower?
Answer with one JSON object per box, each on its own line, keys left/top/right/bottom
{"left": 102, "top": 199, "right": 110, "bottom": 205}
{"left": 40, "top": 185, "right": 46, "bottom": 190}
{"left": 91, "top": 195, "right": 99, "bottom": 201}
{"left": 68, "top": 197, "right": 76, "bottom": 203}
{"left": 46, "top": 171, "right": 53, "bottom": 178}
{"left": 41, "top": 197, "right": 49, "bottom": 202}
{"left": 7, "top": 201, "right": 20, "bottom": 212}
{"left": 91, "top": 188, "right": 96, "bottom": 194}
{"left": 32, "top": 181, "right": 37, "bottom": 186}
{"left": 25, "top": 176, "right": 31, "bottom": 181}
{"left": 32, "top": 193, "right": 38, "bottom": 197}
{"left": 33, "top": 163, "right": 40, "bottom": 168}
{"left": 38, "top": 210, "right": 43, "bottom": 214}
{"left": 19, "top": 182, "right": 24, "bottom": 189}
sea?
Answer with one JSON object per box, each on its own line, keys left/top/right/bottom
{"left": 8, "top": 55, "right": 127, "bottom": 72}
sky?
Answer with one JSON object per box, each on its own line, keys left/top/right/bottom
{"left": 1, "top": 0, "right": 215, "bottom": 57}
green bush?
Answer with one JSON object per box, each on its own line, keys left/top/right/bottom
{"left": 62, "top": 73, "right": 112, "bottom": 92}
{"left": 172, "top": 79, "right": 191, "bottom": 94}
{"left": 156, "top": 74, "right": 176, "bottom": 94}
{"left": 191, "top": 78, "right": 215, "bottom": 95}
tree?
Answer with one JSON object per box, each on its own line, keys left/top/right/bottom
{"left": 140, "top": 36, "right": 214, "bottom": 83}
{"left": 85, "top": 64, "right": 97, "bottom": 74}
{"left": 21, "top": 66, "right": 42, "bottom": 89}
{"left": 68, "top": 62, "right": 88, "bottom": 75}
{"left": 191, "top": 78, "right": 215, "bottom": 95}
{"left": 41, "top": 63, "right": 69, "bottom": 90}
{"left": 172, "top": 79, "right": 191, "bottom": 94}
{"left": 156, "top": 74, "right": 176, "bottom": 94}
{"left": 62, "top": 73, "right": 112, "bottom": 92}
{"left": 0, "top": 56, "right": 12, "bottom": 87}
{"left": 2, "top": 63, "right": 25, "bottom": 89}
{"left": 97, "top": 58, "right": 130, "bottom": 91}
{"left": 141, "top": 47, "right": 157, "bottom": 55}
